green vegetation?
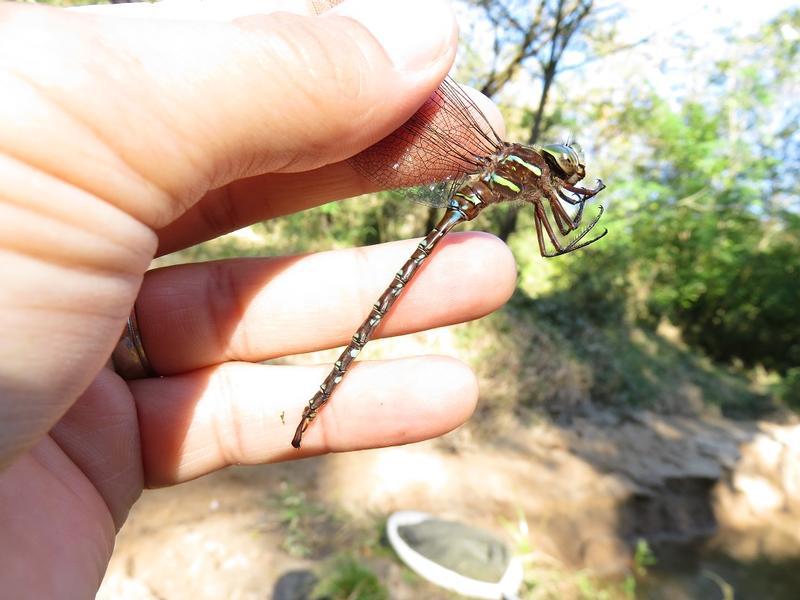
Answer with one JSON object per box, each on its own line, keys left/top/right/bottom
{"left": 536, "top": 8, "right": 799, "bottom": 414}
{"left": 268, "top": 488, "right": 443, "bottom": 598}
{"left": 569, "top": 64, "right": 799, "bottom": 375}
{"left": 44, "top": 0, "right": 790, "bottom": 416}
{"left": 312, "top": 554, "right": 389, "bottom": 600}
{"left": 503, "top": 508, "right": 658, "bottom": 599}
{"left": 271, "top": 482, "right": 342, "bottom": 558}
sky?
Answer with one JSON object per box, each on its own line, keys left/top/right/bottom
{"left": 450, "top": 0, "right": 798, "bottom": 185}
{"left": 586, "top": 0, "right": 797, "bottom": 105}
{"left": 615, "top": 4, "right": 791, "bottom": 61}
{"left": 454, "top": 0, "right": 795, "bottom": 113}
{"left": 610, "top": 0, "right": 794, "bottom": 40}
{"left": 596, "top": 0, "right": 800, "bottom": 88}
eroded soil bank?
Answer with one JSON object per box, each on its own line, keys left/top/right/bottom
{"left": 98, "top": 410, "right": 800, "bottom": 598}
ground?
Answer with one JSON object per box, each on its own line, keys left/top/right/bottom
{"left": 97, "top": 404, "right": 800, "bottom": 599}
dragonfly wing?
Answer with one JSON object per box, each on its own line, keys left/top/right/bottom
{"left": 391, "top": 178, "right": 462, "bottom": 209}
{"left": 309, "top": 5, "right": 503, "bottom": 189}
{"left": 349, "top": 77, "right": 503, "bottom": 190}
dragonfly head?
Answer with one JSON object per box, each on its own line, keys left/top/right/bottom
{"left": 540, "top": 142, "right": 586, "bottom": 184}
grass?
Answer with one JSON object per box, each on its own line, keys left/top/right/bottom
{"left": 454, "top": 287, "right": 774, "bottom": 425}
{"left": 269, "top": 483, "right": 392, "bottom": 563}
{"left": 312, "top": 554, "right": 389, "bottom": 600}
{"left": 500, "top": 508, "right": 660, "bottom": 600}
{"left": 270, "top": 482, "right": 342, "bottom": 559}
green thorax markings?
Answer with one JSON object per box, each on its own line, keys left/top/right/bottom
{"left": 503, "top": 153, "right": 543, "bottom": 176}
{"left": 490, "top": 173, "right": 521, "bottom": 193}
{"left": 455, "top": 190, "right": 482, "bottom": 205}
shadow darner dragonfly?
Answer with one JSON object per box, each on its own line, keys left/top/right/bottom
{"left": 292, "top": 77, "right": 605, "bottom": 448}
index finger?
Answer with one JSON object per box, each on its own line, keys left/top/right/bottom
{"left": 156, "top": 88, "right": 504, "bottom": 256}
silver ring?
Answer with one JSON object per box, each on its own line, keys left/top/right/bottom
{"left": 112, "top": 304, "right": 156, "bottom": 379}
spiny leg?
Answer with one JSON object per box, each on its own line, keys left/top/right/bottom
{"left": 562, "top": 205, "right": 607, "bottom": 253}
{"left": 535, "top": 202, "right": 607, "bottom": 257}
{"left": 548, "top": 178, "right": 607, "bottom": 237}
{"left": 534, "top": 201, "right": 576, "bottom": 257}
{"left": 563, "top": 179, "right": 606, "bottom": 200}
{"left": 550, "top": 189, "right": 585, "bottom": 235}
{"left": 549, "top": 194, "right": 577, "bottom": 236}
{"left": 548, "top": 180, "right": 605, "bottom": 235}
{"left": 533, "top": 202, "right": 552, "bottom": 256}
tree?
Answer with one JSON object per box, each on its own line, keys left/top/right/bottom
{"left": 550, "top": 8, "right": 800, "bottom": 374}
{"left": 461, "top": 0, "right": 605, "bottom": 240}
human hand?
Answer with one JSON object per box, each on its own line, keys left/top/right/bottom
{"left": 0, "top": 0, "right": 515, "bottom": 595}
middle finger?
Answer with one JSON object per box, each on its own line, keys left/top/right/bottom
{"left": 136, "top": 231, "right": 516, "bottom": 375}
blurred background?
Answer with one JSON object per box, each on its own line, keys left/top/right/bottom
{"left": 36, "top": 0, "right": 800, "bottom": 598}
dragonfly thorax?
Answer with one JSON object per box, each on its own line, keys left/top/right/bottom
{"left": 450, "top": 143, "right": 560, "bottom": 221}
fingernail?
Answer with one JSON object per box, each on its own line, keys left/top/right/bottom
{"left": 328, "top": 0, "right": 456, "bottom": 72}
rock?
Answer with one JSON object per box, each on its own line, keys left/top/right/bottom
{"left": 272, "top": 570, "right": 317, "bottom": 600}
{"left": 731, "top": 473, "right": 785, "bottom": 516}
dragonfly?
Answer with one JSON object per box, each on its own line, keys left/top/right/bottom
{"left": 291, "top": 77, "right": 606, "bottom": 448}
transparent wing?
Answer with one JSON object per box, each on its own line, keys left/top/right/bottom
{"left": 395, "top": 177, "right": 466, "bottom": 209}
{"left": 349, "top": 77, "right": 503, "bottom": 191}
{"left": 310, "top": 3, "right": 502, "bottom": 191}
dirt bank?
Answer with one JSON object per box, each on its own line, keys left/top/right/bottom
{"left": 97, "top": 409, "right": 800, "bottom": 598}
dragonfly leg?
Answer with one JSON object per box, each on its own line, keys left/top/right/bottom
{"left": 565, "top": 205, "right": 607, "bottom": 249}
{"left": 554, "top": 182, "right": 604, "bottom": 234}
{"left": 562, "top": 179, "right": 605, "bottom": 201}
{"left": 550, "top": 179, "right": 605, "bottom": 230}
{"left": 535, "top": 201, "right": 607, "bottom": 257}
{"left": 549, "top": 189, "right": 585, "bottom": 234}
{"left": 534, "top": 203, "right": 551, "bottom": 256}
{"left": 546, "top": 178, "right": 605, "bottom": 236}
{"left": 534, "top": 202, "right": 571, "bottom": 257}
{"left": 546, "top": 192, "right": 573, "bottom": 236}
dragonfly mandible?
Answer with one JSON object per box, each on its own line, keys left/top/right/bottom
{"left": 291, "top": 77, "right": 606, "bottom": 448}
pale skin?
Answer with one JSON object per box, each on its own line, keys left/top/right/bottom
{"left": 0, "top": 0, "right": 516, "bottom": 595}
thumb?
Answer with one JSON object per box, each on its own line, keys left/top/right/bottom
{"left": 2, "top": 0, "right": 457, "bottom": 228}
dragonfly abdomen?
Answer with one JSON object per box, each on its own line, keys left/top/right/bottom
{"left": 291, "top": 208, "right": 468, "bottom": 448}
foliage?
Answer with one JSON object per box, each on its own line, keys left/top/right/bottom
{"left": 777, "top": 368, "right": 800, "bottom": 411}
{"left": 460, "top": 288, "right": 765, "bottom": 419}
{"left": 567, "top": 539, "right": 655, "bottom": 599}
{"left": 312, "top": 554, "right": 389, "bottom": 600}
{"left": 632, "top": 539, "right": 657, "bottom": 578}
{"left": 271, "top": 482, "right": 341, "bottom": 558}
{"left": 505, "top": 508, "right": 659, "bottom": 600}
{"left": 544, "top": 9, "right": 800, "bottom": 382}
